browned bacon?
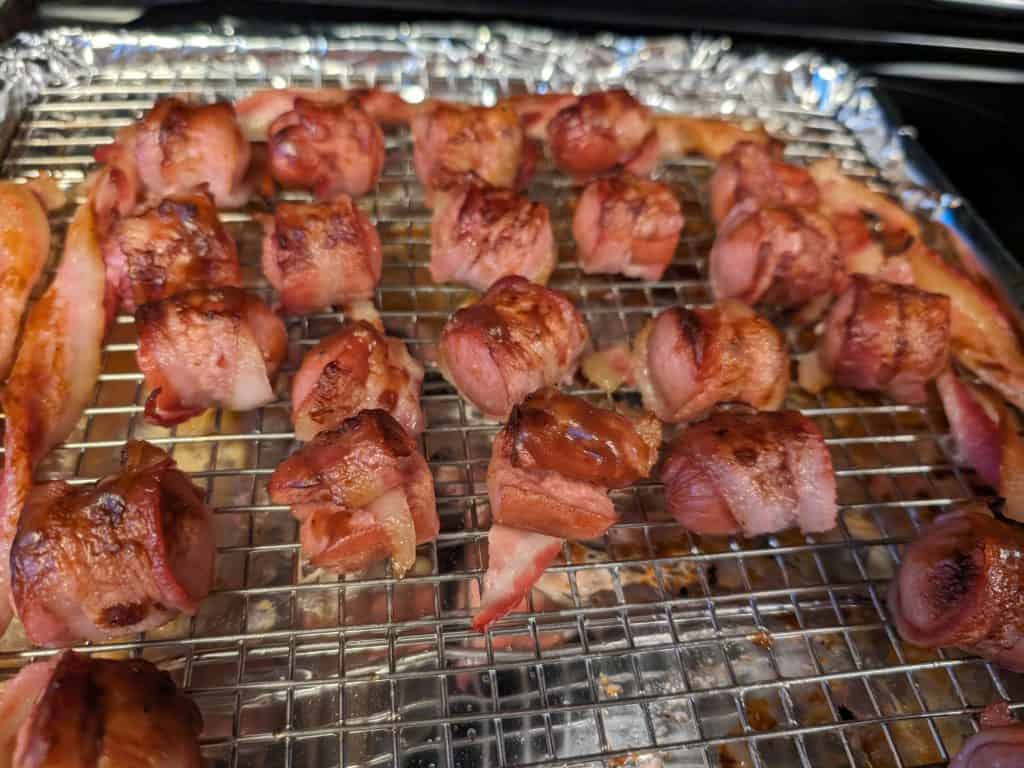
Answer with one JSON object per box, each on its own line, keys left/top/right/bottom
{"left": 708, "top": 141, "right": 818, "bottom": 225}
{"left": 236, "top": 87, "right": 416, "bottom": 140}
{"left": 950, "top": 723, "right": 1024, "bottom": 768}
{"left": 655, "top": 115, "right": 772, "bottom": 161}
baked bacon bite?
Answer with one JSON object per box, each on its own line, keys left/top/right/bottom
{"left": 709, "top": 200, "right": 843, "bottom": 309}
{"left": 268, "top": 410, "right": 438, "bottom": 577}
{"left": 708, "top": 141, "right": 818, "bottom": 225}
{"left": 93, "top": 97, "right": 251, "bottom": 218}
{"left": 101, "top": 190, "right": 242, "bottom": 313}
{"left": 291, "top": 313, "right": 424, "bottom": 440}
{"left": 430, "top": 186, "right": 556, "bottom": 290}
{"left": 572, "top": 175, "right": 684, "bottom": 281}
{"left": 267, "top": 97, "right": 385, "bottom": 198}
{"left": 632, "top": 301, "right": 788, "bottom": 423}
{"left": 890, "top": 505, "right": 1024, "bottom": 672}
{"left": 236, "top": 87, "right": 416, "bottom": 140}
{"left": 661, "top": 410, "right": 837, "bottom": 537}
{"left": 135, "top": 287, "right": 288, "bottom": 426}
{"left": 437, "top": 276, "right": 589, "bottom": 420}
{"left": 9, "top": 441, "right": 214, "bottom": 647}
{"left": 500, "top": 92, "right": 580, "bottom": 141}
{"left": 546, "top": 89, "right": 658, "bottom": 182}
{"left": 412, "top": 102, "right": 529, "bottom": 201}
{"left": 812, "top": 274, "right": 951, "bottom": 405}
{"left": 0, "top": 651, "right": 203, "bottom": 768}
{"left": 488, "top": 388, "right": 660, "bottom": 540}
{"left": 950, "top": 723, "right": 1024, "bottom": 768}
{"left": 260, "top": 198, "right": 382, "bottom": 315}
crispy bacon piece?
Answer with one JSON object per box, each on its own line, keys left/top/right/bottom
{"left": 950, "top": 723, "right": 1024, "bottom": 768}
{"left": 661, "top": 410, "right": 837, "bottom": 537}
{"left": 0, "top": 203, "right": 112, "bottom": 635}
{"left": 260, "top": 198, "right": 382, "bottom": 315}
{"left": 472, "top": 524, "right": 562, "bottom": 632}
{"left": 291, "top": 314, "right": 424, "bottom": 440}
{"left": 93, "top": 97, "right": 251, "bottom": 218}
{"left": 655, "top": 115, "right": 772, "bottom": 161}
{"left": 809, "top": 159, "right": 922, "bottom": 244}
{"left": 430, "top": 186, "right": 556, "bottom": 290}
{"left": 632, "top": 301, "right": 788, "bottom": 423}
{"left": 101, "top": 190, "right": 242, "bottom": 313}
{"left": 0, "top": 178, "right": 63, "bottom": 382}
{"left": 135, "top": 287, "right": 288, "bottom": 426}
{"left": 815, "top": 274, "right": 951, "bottom": 404}
{"left": 487, "top": 389, "right": 661, "bottom": 540}
{"left": 235, "top": 87, "right": 416, "bottom": 140}
{"left": 708, "top": 141, "right": 819, "bottom": 225}
{"left": 412, "top": 102, "right": 529, "bottom": 202}
{"left": 546, "top": 89, "right": 658, "bottom": 182}
{"left": 709, "top": 200, "right": 843, "bottom": 308}
{"left": 572, "top": 175, "right": 684, "bottom": 281}
{"left": 267, "top": 97, "right": 385, "bottom": 198}
{"left": 890, "top": 505, "right": 1024, "bottom": 672}
{"left": 10, "top": 441, "right": 214, "bottom": 646}
{"left": 437, "top": 276, "right": 589, "bottom": 419}
{"left": 268, "top": 410, "right": 438, "bottom": 577}
{"left": 0, "top": 651, "right": 203, "bottom": 768}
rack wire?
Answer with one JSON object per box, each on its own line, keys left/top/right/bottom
{"left": 1, "top": 28, "right": 1020, "bottom": 768}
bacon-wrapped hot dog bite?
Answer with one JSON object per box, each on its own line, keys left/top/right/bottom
{"left": 437, "top": 276, "right": 589, "bottom": 420}
{"left": 950, "top": 723, "right": 1024, "bottom": 768}
{"left": 708, "top": 141, "right": 818, "bottom": 225}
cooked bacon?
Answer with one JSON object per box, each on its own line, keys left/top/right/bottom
{"left": 291, "top": 315, "right": 424, "bottom": 440}
{"left": 710, "top": 200, "right": 843, "bottom": 308}
{"left": 500, "top": 92, "right": 580, "bottom": 141}
{"left": 472, "top": 524, "right": 562, "bottom": 632}
{"left": 950, "top": 723, "right": 1024, "bottom": 768}
{"left": 0, "top": 203, "right": 112, "bottom": 635}
{"left": 135, "top": 287, "right": 287, "bottom": 426}
{"left": 260, "top": 197, "right": 382, "bottom": 315}
{"left": 889, "top": 505, "right": 1024, "bottom": 672}
{"left": 809, "top": 159, "right": 922, "bottom": 244}
{"left": 268, "top": 410, "right": 438, "bottom": 577}
{"left": 93, "top": 97, "right": 251, "bottom": 218}
{"left": 10, "top": 441, "right": 214, "bottom": 646}
{"left": 0, "top": 651, "right": 203, "bottom": 768}
{"left": 101, "top": 190, "right": 242, "bottom": 313}
{"left": 437, "top": 276, "right": 589, "bottom": 419}
{"left": 546, "top": 89, "right": 658, "bottom": 182}
{"left": 708, "top": 141, "right": 819, "bottom": 225}
{"left": 412, "top": 102, "right": 529, "bottom": 202}
{"left": 487, "top": 389, "right": 660, "bottom": 540}
{"left": 661, "top": 409, "right": 837, "bottom": 537}
{"left": 236, "top": 87, "right": 416, "bottom": 140}
{"left": 581, "top": 342, "right": 635, "bottom": 393}
{"left": 572, "top": 175, "right": 684, "bottom": 281}
{"left": 430, "top": 186, "right": 556, "bottom": 290}
{"left": 267, "top": 97, "right": 385, "bottom": 198}
{"left": 632, "top": 301, "right": 788, "bottom": 423}
{"left": 655, "top": 115, "right": 772, "bottom": 161}
{"left": 833, "top": 212, "right": 886, "bottom": 276}
{"left": 0, "top": 178, "right": 63, "bottom": 382}
{"left": 815, "top": 274, "right": 950, "bottom": 404}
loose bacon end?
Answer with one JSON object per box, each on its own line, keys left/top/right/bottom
{"left": 809, "top": 159, "right": 922, "bottom": 243}
{"left": 472, "top": 525, "right": 562, "bottom": 632}
{"left": 655, "top": 115, "right": 771, "bottom": 161}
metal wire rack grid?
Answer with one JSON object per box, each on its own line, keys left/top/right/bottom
{"left": 0, "top": 35, "right": 1019, "bottom": 768}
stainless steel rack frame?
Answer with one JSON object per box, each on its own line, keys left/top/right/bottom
{"left": 1, "top": 23, "right": 1023, "bottom": 768}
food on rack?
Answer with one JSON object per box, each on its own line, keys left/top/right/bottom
{"left": 101, "top": 190, "right": 242, "bottom": 313}
{"left": 889, "top": 504, "right": 1024, "bottom": 672}
{"left": 661, "top": 409, "right": 837, "bottom": 537}
{"left": 0, "top": 203, "right": 112, "bottom": 636}
{"left": 572, "top": 175, "right": 684, "bottom": 281}
{"left": 937, "top": 369, "right": 1024, "bottom": 521}
{"left": 487, "top": 388, "right": 660, "bottom": 539}
{"left": 135, "top": 287, "right": 288, "bottom": 426}
{"left": 10, "top": 441, "right": 214, "bottom": 646}
{"left": 265, "top": 97, "right": 385, "bottom": 198}
{"left": 708, "top": 141, "right": 819, "bottom": 226}
{"left": 430, "top": 186, "right": 556, "bottom": 290}
{"left": 799, "top": 274, "right": 951, "bottom": 404}
{"left": 0, "top": 177, "right": 64, "bottom": 382}
{"left": 268, "top": 410, "right": 438, "bottom": 577}
{"left": 472, "top": 524, "right": 563, "bottom": 632}
{"left": 291, "top": 307, "right": 425, "bottom": 440}
{"left": 580, "top": 341, "right": 635, "bottom": 393}
{"left": 545, "top": 89, "right": 658, "bottom": 182}
{"left": 0, "top": 650, "right": 203, "bottom": 767}
{"left": 632, "top": 301, "right": 788, "bottom": 423}
{"left": 93, "top": 97, "right": 252, "bottom": 218}
{"left": 437, "top": 276, "right": 589, "bottom": 419}
{"left": 500, "top": 92, "right": 580, "bottom": 141}
{"left": 236, "top": 86, "right": 416, "bottom": 140}
{"left": 950, "top": 721, "right": 1024, "bottom": 768}
{"left": 709, "top": 199, "right": 843, "bottom": 309}
{"left": 412, "top": 102, "right": 532, "bottom": 202}
{"left": 260, "top": 197, "right": 382, "bottom": 314}
{"left": 655, "top": 115, "right": 772, "bottom": 161}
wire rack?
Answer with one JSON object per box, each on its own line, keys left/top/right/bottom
{"left": 1, "top": 27, "right": 1021, "bottom": 768}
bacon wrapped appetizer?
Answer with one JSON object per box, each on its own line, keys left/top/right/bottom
{"left": 708, "top": 141, "right": 818, "bottom": 225}
{"left": 950, "top": 723, "right": 1024, "bottom": 768}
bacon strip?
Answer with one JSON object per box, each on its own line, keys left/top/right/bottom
{"left": 655, "top": 115, "right": 771, "bottom": 161}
